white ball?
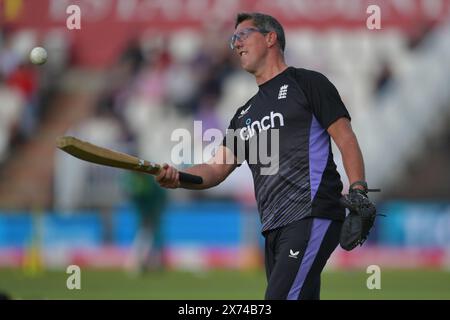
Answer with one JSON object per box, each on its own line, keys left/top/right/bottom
{"left": 29, "top": 47, "right": 48, "bottom": 65}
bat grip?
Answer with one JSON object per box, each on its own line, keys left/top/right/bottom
{"left": 179, "top": 172, "right": 203, "bottom": 184}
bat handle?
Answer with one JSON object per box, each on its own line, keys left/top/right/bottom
{"left": 179, "top": 172, "right": 203, "bottom": 184}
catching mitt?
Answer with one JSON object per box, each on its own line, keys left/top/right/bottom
{"left": 339, "top": 181, "right": 381, "bottom": 251}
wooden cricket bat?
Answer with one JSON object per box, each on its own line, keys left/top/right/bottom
{"left": 56, "top": 136, "right": 203, "bottom": 184}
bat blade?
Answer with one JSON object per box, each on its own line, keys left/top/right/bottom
{"left": 56, "top": 136, "right": 203, "bottom": 184}
{"left": 56, "top": 136, "right": 160, "bottom": 174}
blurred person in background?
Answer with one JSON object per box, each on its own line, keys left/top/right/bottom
{"left": 156, "top": 12, "right": 372, "bottom": 300}
{"left": 0, "top": 71, "right": 25, "bottom": 161}
{"left": 0, "top": 28, "right": 36, "bottom": 157}
{"left": 124, "top": 171, "right": 168, "bottom": 274}
{"left": 6, "top": 61, "right": 38, "bottom": 140}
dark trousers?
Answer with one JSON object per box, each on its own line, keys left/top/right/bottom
{"left": 264, "top": 217, "right": 342, "bottom": 300}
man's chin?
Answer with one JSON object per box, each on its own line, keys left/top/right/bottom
{"left": 241, "top": 62, "right": 256, "bottom": 74}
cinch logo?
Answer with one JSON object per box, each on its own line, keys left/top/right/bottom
{"left": 239, "top": 111, "right": 284, "bottom": 141}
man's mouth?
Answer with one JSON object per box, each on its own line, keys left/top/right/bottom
{"left": 239, "top": 51, "right": 248, "bottom": 57}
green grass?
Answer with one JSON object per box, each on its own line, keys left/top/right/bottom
{"left": 321, "top": 269, "right": 450, "bottom": 300}
{"left": 0, "top": 268, "right": 449, "bottom": 300}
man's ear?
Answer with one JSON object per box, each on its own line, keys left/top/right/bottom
{"left": 266, "top": 31, "right": 278, "bottom": 48}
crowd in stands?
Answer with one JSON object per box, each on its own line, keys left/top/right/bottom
{"left": 0, "top": 26, "right": 70, "bottom": 163}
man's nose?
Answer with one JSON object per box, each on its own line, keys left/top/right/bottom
{"left": 234, "top": 39, "right": 243, "bottom": 50}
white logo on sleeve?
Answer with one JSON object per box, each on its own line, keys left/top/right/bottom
{"left": 278, "top": 84, "right": 288, "bottom": 99}
{"left": 289, "top": 249, "right": 300, "bottom": 259}
{"left": 238, "top": 104, "right": 252, "bottom": 119}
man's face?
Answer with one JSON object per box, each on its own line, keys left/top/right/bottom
{"left": 231, "top": 20, "right": 269, "bottom": 73}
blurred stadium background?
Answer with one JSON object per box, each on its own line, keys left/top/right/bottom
{"left": 0, "top": 0, "right": 450, "bottom": 299}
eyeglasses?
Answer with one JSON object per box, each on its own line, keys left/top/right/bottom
{"left": 229, "top": 27, "right": 269, "bottom": 50}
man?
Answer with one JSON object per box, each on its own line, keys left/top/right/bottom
{"left": 156, "top": 12, "right": 369, "bottom": 300}
{"left": 124, "top": 171, "right": 167, "bottom": 274}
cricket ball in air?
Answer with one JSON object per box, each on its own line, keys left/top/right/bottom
{"left": 29, "top": 47, "right": 48, "bottom": 65}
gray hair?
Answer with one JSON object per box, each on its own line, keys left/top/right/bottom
{"left": 235, "top": 12, "right": 286, "bottom": 52}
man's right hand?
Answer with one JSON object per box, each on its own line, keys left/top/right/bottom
{"left": 155, "top": 163, "right": 180, "bottom": 189}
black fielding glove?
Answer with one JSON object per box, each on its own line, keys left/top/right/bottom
{"left": 339, "top": 181, "right": 381, "bottom": 251}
